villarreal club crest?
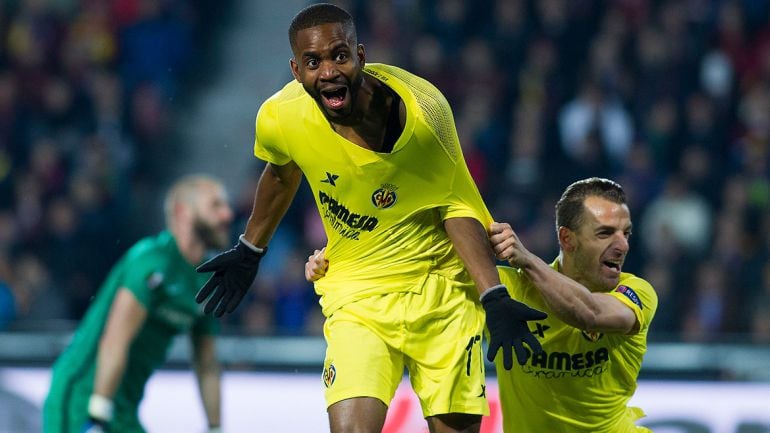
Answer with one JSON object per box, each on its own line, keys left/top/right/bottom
{"left": 372, "top": 183, "right": 398, "bottom": 209}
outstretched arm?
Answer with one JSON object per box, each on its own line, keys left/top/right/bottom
{"left": 489, "top": 222, "right": 637, "bottom": 334}
{"left": 196, "top": 162, "right": 302, "bottom": 317}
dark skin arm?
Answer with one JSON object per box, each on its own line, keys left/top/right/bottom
{"left": 444, "top": 217, "right": 501, "bottom": 293}
{"left": 243, "top": 162, "right": 303, "bottom": 247}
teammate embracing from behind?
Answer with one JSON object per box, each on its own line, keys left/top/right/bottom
{"left": 308, "top": 177, "right": 657, "bottom": 432}
{"left": 490, "top": 177, "right": 657, "bottom": 432}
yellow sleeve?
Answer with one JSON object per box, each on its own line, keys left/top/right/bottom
{"left": 610, "top": 277, "right": 658, "bottom": 333}
{"left": 253, "top": 97, "right": 292, "bottom": 166}
{"left": 426, "top": 83, "right": 492, "bottom": 226}
{"left": 441, "top": 153, "right": 493, "bottom": 226}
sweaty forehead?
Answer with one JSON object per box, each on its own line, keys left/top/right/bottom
{"left": 582, "top": 196, "right": 630, "bottom": 226}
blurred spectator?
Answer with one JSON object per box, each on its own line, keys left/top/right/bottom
{"left": 644, "top": 260, "right": 679, "bottom": 338}
{"left": 558, "top": 80, "right": 634, "bottom": 172}
{"left": 749, "top": 263, "right": 770, "bottom": 343}
{"left": 0, "top": 280, "right": 15, "bottom": 330}
{"left": 681, "top": 261, "right": 729, "bottom": 341}
{"left": 640, "top": 176, "right": 713, "bottom": 259}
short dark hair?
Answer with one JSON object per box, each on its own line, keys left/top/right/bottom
{"left": 288, "top": 3, "right": 356, "bottom": 52}
{"left": 555, "top": 177, "right": 627, "bottom": 231}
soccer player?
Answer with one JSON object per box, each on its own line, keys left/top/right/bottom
{"left": 194, "top": 3, "right": 545, "bottom": 432}
{"left": 490, "top": 177, "right": 657, "bottom": 432}
{"left": 307, "top": 178, "right": 657, "bottom": 432}
{"left": 43, "top": 175, "right": 231, "bottom": 433}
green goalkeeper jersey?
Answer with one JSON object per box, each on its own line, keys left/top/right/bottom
{"left": 496, "top": 262, "right": 657, "bottom": 433}
{"left": 44, "top": 230, "right": 217, "bottom": 432}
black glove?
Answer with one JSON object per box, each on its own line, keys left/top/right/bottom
{"left": 196, "top": 235, "right": 266, "bottom": 317}
{"left": 81, "top": 418, "right": 108, "bottom": 433}
{"left": 481, "top": 285, "right": 547, "bottom": 369}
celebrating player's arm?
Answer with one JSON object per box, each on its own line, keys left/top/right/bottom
{"left": 86, "top": 289, "right": 148, "bottom": 432}
{"left": 444, "top": 217, "right": 547, "bottom": 369}
{"left": 196, "top": 161, "right": 302, "bottom": 317}
{"left": 489, "top": 221, "right": 638, "bottom": 334}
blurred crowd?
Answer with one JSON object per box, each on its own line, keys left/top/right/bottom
{"left": 0, "top": 0, "right": 227, "bottom": 327}
{"left": 2, "top": 0, "right": 770, "bottom": 344}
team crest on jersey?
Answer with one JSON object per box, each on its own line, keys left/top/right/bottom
{"left": 581, "top": 330, "right": 604, "bottom": 342}
{"left": 616, "top": 285, "right": 643, "bottom": 309}
{"left": 371, "top": 183, "right": 398, "bottom": 209}
{"left": 322, "top": 363, "right": 336, "bottom": 388}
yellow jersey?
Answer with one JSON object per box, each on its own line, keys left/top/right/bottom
{"left": 254, "top": 63, "right": 492, "bottom": 316}
{"left": 496, "top": 262, "right": 657, "bottom": 433}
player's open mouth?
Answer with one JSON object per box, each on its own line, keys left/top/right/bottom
{"left": 321, "top": 87, "right": 348, "bottom": 110}
{"left": 602, "top": 260, "right": 621, "bottom": 274}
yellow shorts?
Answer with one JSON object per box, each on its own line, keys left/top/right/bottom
{"left": 321, "top": 273, "right": 488, "bottom": 417}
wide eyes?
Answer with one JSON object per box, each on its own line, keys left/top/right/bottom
{"left": 303, "top": 51, "right": 350, "bottom": 69}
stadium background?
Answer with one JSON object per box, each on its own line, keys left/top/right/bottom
{"left": 0, "top": 0, "right": 769, "bottom": 432}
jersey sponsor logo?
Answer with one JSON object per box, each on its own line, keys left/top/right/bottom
{"left": 520, "top": 347, "right": 610, "bottom": 379}
{"left": 318, "top": 191, "right": 379, "bottom": 240}
{"left": 616, "top": 285, "right": 643, "bottom": 309}
{"left": 371, "top": 183, "right": 398, "bottom": 209}
{"left": 322, "top": 363, "right": 336, "bottom": 388}
{"left": 321, "top": 172, "right": 339, "bottom": 186}
{"left": 581, "top": 330, "right": 604, "bottom": 342}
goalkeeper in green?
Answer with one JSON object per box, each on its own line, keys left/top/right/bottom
{"left": 43, "top": 175, "right": 232, "bottom": 433}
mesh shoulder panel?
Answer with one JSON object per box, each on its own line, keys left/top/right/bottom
{"left": 378, "top": 66, "right": 458, "bottom": 162}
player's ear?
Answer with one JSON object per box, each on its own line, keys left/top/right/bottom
{"left": 290, "top": 57, "right": 300, "bottom": 82}
{"left": 173, "top": 199, "right": 193, "bottom": 228}
{"left": 558, "top": 226, "right": 575, "bottom": 252}
{"left": 357, "top": 43, "right": 366, "bottom": 66}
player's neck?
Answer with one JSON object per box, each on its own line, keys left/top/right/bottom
{"left": 329, "top": 77, "right": 401, "bottom": 152}
{"left": 172, "top": 226, "right": 205, "bottom": 265}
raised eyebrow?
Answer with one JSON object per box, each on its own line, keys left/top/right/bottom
{"left": 300, "top": 50, "right": 320, "bottom": 60}
{"left": 301, "top": 41, "right": 351, "bottom": 60}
